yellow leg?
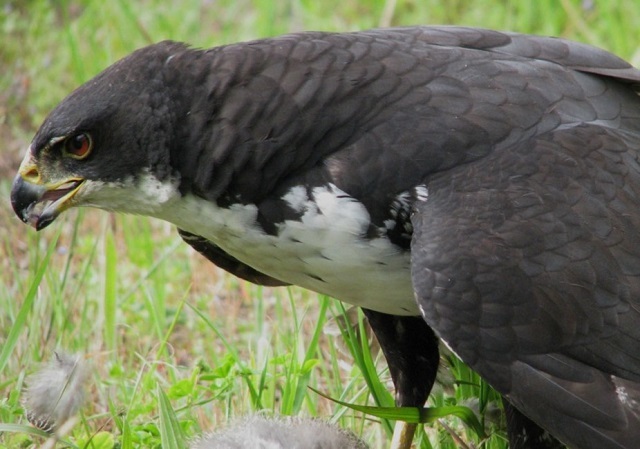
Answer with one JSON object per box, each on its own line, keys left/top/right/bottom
{"left": 390, "top": 421, "right": 417, "bottom": 449}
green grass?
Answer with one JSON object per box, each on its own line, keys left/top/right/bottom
{"left": 1, "top": 1, "right": 639, "bottom": 448}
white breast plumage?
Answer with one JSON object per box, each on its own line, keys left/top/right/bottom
{"left": 152, "top": 179, "right": 419, "bottom": 315}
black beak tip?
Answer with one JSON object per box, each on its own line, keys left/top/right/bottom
{"left": 11, "top": 176, "right": 29, "bottom": 222}
{"left": 35, "top": 214, "right": 55, "bottom": 231}
{"left": 10, "top": 175, "right": 44, "bottom": 226}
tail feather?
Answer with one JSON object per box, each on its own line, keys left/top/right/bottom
{"left": 506, "top": 360, "right": 640, "bottom": 449}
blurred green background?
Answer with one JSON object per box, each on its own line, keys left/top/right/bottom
{"left": 1, "top": 1, "right": 639, "bottom": 448}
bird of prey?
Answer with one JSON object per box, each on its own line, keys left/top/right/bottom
{"left": 11, "top": 26, "right": 640, "bottom": 449}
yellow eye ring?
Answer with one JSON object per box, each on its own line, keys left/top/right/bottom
{"left": 63, "top": 133, "right": 92, "bottom": 160}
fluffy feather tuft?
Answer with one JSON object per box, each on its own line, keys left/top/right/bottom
{"left": 190, "top": 415, "right": 369, "bottom": 449}
{"left": 22, "top": 352, "right": 88, "bottom": 433}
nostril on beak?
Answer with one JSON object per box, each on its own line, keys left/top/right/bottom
{"left": 22, "top": 166, "right": 40, "bottom": 183}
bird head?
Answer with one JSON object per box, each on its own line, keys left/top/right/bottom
{"left": 11, "top": 41, "right": 189, "bottom": 230}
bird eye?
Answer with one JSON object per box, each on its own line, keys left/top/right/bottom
{"left": 63, "top": 133, "right": 92, "bottom": 159}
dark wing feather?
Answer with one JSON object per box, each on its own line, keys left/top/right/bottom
{"left": 411, "top": 125, "right": 640, "bottom": 449}
{"left": 173, "top": 27, "right": 640, "bottom": 228}
{"left": 178, "top": 229, "right": 288, "bottom": 286}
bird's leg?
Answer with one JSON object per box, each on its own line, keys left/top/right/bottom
{"left": 362, "top": 310, "right": 439, "bottom": 449}
{"left": 503, "top": 399, "right": 566, "bottom": 449}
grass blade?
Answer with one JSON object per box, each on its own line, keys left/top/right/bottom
{"left": 0, "top": 231, "right": 59, "bottom": 372}
{"left": 104, "top": 226, "right": 117, "bottom": 354}
{"left": 309, "top": 386, "right": 486, "bottom": 438}
{"left": 291, "top": 296, "right": 329, "bottom": 413}
{"left": 156, "top": 384, "right": 188, "bottom": 449}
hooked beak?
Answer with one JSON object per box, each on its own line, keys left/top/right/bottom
{"left": 10, "top": 150, "right": 84, "bottom": 231}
